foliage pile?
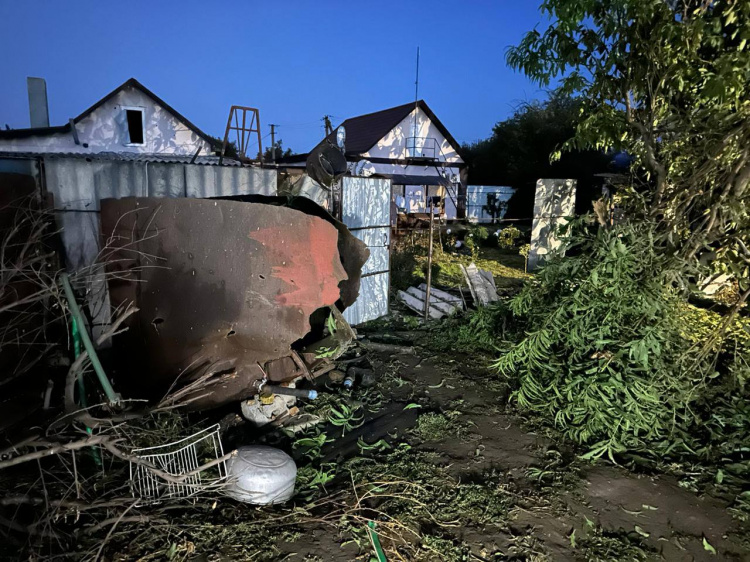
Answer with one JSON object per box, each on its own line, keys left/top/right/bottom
{"left": 478, "top": 0, "right": 750, "bottom": 476}
{"left": 493, "top": 219, "right": 750, "bottom": 467}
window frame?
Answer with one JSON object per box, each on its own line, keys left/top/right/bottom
{"left": 122, "top": 106, "right": 146, "bottom": 147}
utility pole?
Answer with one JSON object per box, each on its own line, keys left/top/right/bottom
{"left": 323, "top": 115, "right": 333, "bottom": 136}
{"left": 269, "top": 124, "right": 278, "bottom": 162}
{"left": 424, "top": 197, "right": 435, "bottom": 320}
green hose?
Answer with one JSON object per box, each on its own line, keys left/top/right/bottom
{"left": 71, "top": 316, "right": 86, "bottom": 407}
{"left": 70, "top": 303, "right": 102, "bottom": 467}
{"left": 60, "top": 273, "right": 119, "bottom": 404}
{"left": 367, "top": 521, "right": 387, "bottom": 562}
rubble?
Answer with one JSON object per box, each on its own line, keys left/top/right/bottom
{"left": 460, "top": 263, "right": 499, "bottom": 306}
{"left": 100, "top": 196, "right": 369, "bottom": 409}
{"left": 397, "top": 283, "right": 463, "bottom": 319}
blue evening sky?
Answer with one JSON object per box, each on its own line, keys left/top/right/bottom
{"left": 0, "top": 1, "right": 552, "bottom": 153}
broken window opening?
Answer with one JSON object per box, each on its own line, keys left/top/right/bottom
{"left": 124, "top": 108, "right": 144, "bottom": 145}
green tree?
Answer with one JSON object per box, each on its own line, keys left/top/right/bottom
{"left": 507, "top": 0, "right": 750, "bottom": 300}
{"left": 493, "top": 0, "right": 750, "bottom": 461}
{"left": 462, "top": 95, "right": 611, "bottom": 218}
{"left": 208, "top": 135, "right": 238, "bottom": 158}
{"left": 263, "top": 140, "right": 294, "bottom": 162}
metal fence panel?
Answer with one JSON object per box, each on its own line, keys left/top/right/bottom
{"left": 341, "top": 177, "right": 390, "bottom": 229}
{"left": 351, "top": 227, "right": 389, "bottom": 275}
{"left": 466, "top": 185, "right": 515, "bottom": 222}
{"left": 340, "top": 176, "right": 391, "bottom": 325}
{"left": 343, "top": 273, "right": 388, "bottom": 326}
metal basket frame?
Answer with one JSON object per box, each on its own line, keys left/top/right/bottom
{"left": 129, "top": 424, "right": 227, "bottom": 504}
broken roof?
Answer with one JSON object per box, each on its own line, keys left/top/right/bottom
{"left": 280, "top": 100, "right": 463, "bottom": 162}
{"left": 0, "top": 78, "right": 216, "bottom": 147}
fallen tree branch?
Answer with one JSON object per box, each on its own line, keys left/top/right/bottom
{"left": 0, "top": 435, "right": 108, "bottom": 470}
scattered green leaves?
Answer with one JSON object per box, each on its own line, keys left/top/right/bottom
{"left": 328, "top": 403, "right": 364, "bottom": 436}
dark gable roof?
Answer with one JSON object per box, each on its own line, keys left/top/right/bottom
{"left": 311, "top": 99, "right": 463, "bottom": 159}
{"left": 0, "top": 78, "right": 216, "bottom": 146}
{"left": 330, "top": 101, "right": 415, "bottom": 154}
{"left": 0, "top": 124, "right": 70, "bottom": 139}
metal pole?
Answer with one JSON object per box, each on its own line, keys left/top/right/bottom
{"left": 60, "top": 273, "right": 120, "bottom": 404}
{"left": 424, "top": 198, "right": 434, "bottom": 320}
{"left": 413, "top": 46, "right": 420, "bottom": 144}
{"left": 270, "top": 124, "right": 277, "bottom": 162}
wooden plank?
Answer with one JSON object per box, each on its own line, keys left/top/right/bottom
{"left": 397, "top": 290, "right": 445, "bottom": 319}
{"left": 404, "top": 287, "right": 460, "bottom": 316}
{"left": 416, "top": 284, "right": 463, "bottom": 306}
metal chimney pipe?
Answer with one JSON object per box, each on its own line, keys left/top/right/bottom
{"left": 27, "top": 77, "right": 50, "bottom": 128}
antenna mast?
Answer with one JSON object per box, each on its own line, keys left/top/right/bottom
{"left": 413, "top": 47, "right": 420, "bottom": 141}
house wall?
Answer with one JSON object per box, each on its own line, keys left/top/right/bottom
{"left": 0, "top": 86, "right": 213, "bottom": 155}
{"left": 363, "top": 107, "right": 463, "bottom": 219}
{"left": 364, "top": 107, "right": 463, "bottom": 164}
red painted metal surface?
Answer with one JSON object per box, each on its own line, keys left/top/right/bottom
{"left": 100, "top": 197, "right": 366, "bottom": 409}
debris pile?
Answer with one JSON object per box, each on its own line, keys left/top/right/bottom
{"left": 397, "top": 284, "right": 463, "bottom": 319}
{"left": 100, "top": 196, "right": 369, "bottom": 409}
{"left": 460, "top": 263, "right": 499, "bottom": 306}
{"left": 397, "top": 262, "right": 499, "bottom": 319}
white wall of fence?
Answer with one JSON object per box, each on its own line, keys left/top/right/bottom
{"left": 466, "top": 185, "right": 515, "bottom": 223}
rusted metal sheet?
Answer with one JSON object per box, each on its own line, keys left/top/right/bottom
{"left": 100, "top": 197, "right": 368, "bottom": 409}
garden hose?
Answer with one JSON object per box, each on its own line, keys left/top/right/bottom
{"left": 70, "top": 314, "right": 102, "bottom": 467}
{"left": 367, "top": 521, "right": 387, "bottom": 562}
{"left": 60, "top": 273, "right": 119, "bottom": 404}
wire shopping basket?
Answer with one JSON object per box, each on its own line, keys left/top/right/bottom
{"left": 129, "top": 424, "right": 228, "bottom": 504}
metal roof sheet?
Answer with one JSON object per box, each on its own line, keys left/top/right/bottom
{"left": 0, "top": 151, "right": 246, "bottom": 167}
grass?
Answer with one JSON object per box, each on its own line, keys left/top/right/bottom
{"left": 425, "top": 247, "right": 528, "bottom": 291}
{"left": 391, "top": 238, "right": 529, "bottom": 293}
{"left": 413, "top": 411, "right": 467, "bottom": 442}
{"left": 576, "top": 528, "right": 656, "bottom": 561}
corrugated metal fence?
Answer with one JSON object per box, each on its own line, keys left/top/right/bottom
{"left": 9, "top": 155, "right": 277, "bottom": 340}
{"left": 43, "top": 157, "right": 277, "bottom": 269}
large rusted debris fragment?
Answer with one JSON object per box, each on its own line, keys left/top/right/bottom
{"left": 100, "top": 197, "right": 369, "bottom": 409}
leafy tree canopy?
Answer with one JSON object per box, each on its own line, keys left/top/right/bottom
{"left": 263, "top": 140, "right": 294, "bottom": 162}
{"left": 507, "top": 0, "right": 750, "bottom": 294}
{"left": 462, "top": 94, "right": 612, "bottom": 219}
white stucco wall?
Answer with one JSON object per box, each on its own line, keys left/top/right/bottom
{"left": 363, "top": 107, "right": 463, "bottom": 164}
{"left": 376, "top": 163, "right": 461, "bottom": 219}
{"left": 528, "top": 179, "right": 577, "bottom": 271}
{"left": 0, "top": 85, "right": 213, "bottom": 155}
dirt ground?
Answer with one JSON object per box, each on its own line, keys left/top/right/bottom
{"left": 27, "top": 311, "right": 746, "bottom": 561}
{"left": 262, "top": 322, "right": 750, "bottom": 562}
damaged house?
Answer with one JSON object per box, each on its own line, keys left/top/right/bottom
{"left": 0, "top": 77, "right": 216, "bottom": 157}
{"left": 280, "top": 100, "right": 466, "bottom": 221}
